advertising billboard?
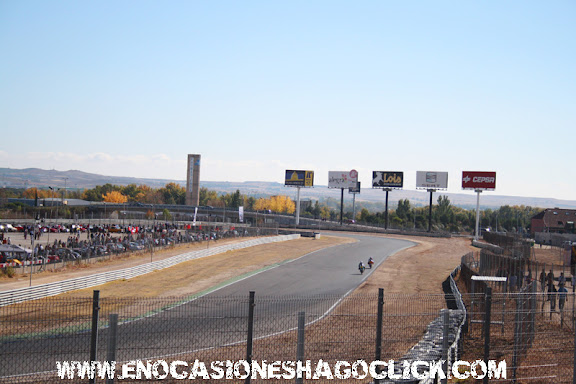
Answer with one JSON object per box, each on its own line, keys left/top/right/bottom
{"left": 285, "top": 170, "right": 314, "bottom": 187}
{"left": 349, "top": 182, "right": 361, "bottom": 194}
{"left": 462, "top": 171, "right": 497, "bottom": 190}
{"left": 328, "top": 170, "right": 358, "bottom": 189}
{"left": 372, "top": 171, "right": 403, "bottom": 189}
{"left": 416, "top": 171, "right": 448, "bottom": 190}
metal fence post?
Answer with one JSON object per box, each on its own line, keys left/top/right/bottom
{"left": 245, "top": 291, "right": 255, "bottom": 384}
{"left": 470, "top": 279, "right": 476, "bottom": 334}
{"left": 531, "top": 281, "right": 537, "bottom": 346}
{"left": 89, "top": 290, "right": 100, "bottom": 384}
{"left": 295, "top": 311, "right": 305, "bottom": 384}
{"left": 572, "top": 284, "right": 576, "bottom": 332}
{"left": 441, "top": 309, "right": 449, "bottom": 384}
{"left": 483, "top": 287, "right": 492, "bottom": 384}
{"left": 106, "top": 313, "right": 118, "bottom": 384}
{"left": 573, "top": 307, "right": 576, "bottom": 384}
{"left": 374, "top": 288, "right": 384, "bottom": 384}
{"left": 512, "top": 295, "right": 522, "bottom": 383}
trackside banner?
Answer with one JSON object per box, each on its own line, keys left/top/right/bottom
{"left": 462, "top": 171, "right": 497, "bottom": 190}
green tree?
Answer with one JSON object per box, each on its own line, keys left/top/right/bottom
{"left": 395, "top": 199, "right": 412, "bottom": 225}
{"left": 436, "top": 195, "right": 454, "bottom": 228}
{"left": 158, "top": 183, "right": 185, "bottom": 205}
{"left": 229, "top": 190, "right": 243, "bottom": 208}
{"left": 120, "top": 184, "right": 143, "bottom": 202}
{"left": 199, "top": 188, "right": 218, "bottom": 206}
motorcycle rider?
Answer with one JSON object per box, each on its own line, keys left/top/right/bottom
{"left": 368, "top": 257, "right": 374, "bottom": 268}
{"left": 358, "top": 261, "right": 365, "bottom": 274}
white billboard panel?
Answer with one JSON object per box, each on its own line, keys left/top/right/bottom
{"left": 416, "top": 171, "right": 448, "bottom": 190}
{"left": 328, "top": 170, "right": 358, "bottom": 189}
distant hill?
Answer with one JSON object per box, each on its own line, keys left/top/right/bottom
{"left": 1, "top": 167, "right": 575, "bottom": 210}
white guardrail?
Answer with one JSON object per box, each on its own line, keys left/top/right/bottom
{"left": 0, "top": 234, "right": 300, "bottom": 307}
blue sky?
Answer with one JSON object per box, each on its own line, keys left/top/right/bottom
{"left": 1, "top": 1, "right": 574, "bottom": 200}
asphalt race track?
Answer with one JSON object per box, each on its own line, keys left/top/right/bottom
{"left": 1, "top": 234, "right": 414, "bottom": 378}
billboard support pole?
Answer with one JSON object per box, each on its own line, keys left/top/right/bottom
{"left": 352, "top": 191, "right": 356, "bottom": 221}
{"left": 295, "top": 186, "right": 301, "bottom": 226}
{"left": 384, "top": 188, "right": 391, "bottom": 230}
{"left": 427, "top": 189, "right": 436, "bottom": 232}
{"left": 340, "top": 188, "right": 344, "bottom": 225}
{"left": 474, "top": 189, "right": 482, "bottom": 240}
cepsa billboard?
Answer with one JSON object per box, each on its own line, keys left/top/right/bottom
{"left": 462, "top": 171, "right": 496, "bottom": 190}
{"left": 328, "top": 170, "right": 358, "bottom": 189}
{"left": 285, "top": 170, "right": 314, "bottom": 187}
{"left": 372, "top": 171, "right": 403, "bottom": 189}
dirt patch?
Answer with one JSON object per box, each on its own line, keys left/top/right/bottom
{"left": 58, "top": 235, "right": 355, "bottom": 299}
{"left": 356, "top": 234, "right": 476, "bottom": 294}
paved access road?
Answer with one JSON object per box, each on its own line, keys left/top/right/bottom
{"left": 1, "top": 234, "right": 414, "bottom": 378}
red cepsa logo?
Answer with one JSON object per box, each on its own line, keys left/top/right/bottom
{"left": 462, "top": 171, "right": 496, "bottom": 190}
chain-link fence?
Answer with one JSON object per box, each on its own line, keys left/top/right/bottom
{"left": 2, "top": 286, "right": 575, "bottom": 384}
{"left": 1, "top": 292, "right": 454, "bottom": 384}
{"left": 460, "top": 245, "right": 576, "bottom": 384}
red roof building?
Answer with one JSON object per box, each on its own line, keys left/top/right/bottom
{"left": 531, "top": 208, "right": 576, "bottom": 234}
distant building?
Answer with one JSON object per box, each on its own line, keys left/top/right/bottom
{"left": 531, "top": 208, "right": 576, "bottom": 235}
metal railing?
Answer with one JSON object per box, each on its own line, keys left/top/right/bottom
{"left": 0, "top": 235, "right": 299, "bottom": 307}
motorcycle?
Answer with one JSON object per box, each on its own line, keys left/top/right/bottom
{"left": 359, "top": 264, "right": 365, "bottom": 275}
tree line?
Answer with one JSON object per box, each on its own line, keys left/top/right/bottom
{"left": 356, "top": 197, "right": 541, "bottom": 233}
{"left": 2, "top": 184, "right": 543, "bottom": 233}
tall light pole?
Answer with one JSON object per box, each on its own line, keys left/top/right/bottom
{"left": 48, "top": 186, "right": 54, "bottom": 217}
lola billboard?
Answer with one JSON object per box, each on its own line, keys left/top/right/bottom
{"left": 462, "top": 171, "right": 497, "bottom": 190}
{"left": 372, "top": 171, "right": 404, "bottom": 189}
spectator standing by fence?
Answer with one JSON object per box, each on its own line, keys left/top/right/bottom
{"left": 558, "top": 284, "right": 567, "bottom": 312}
{"left": 547, "top": 269, "right": 555, "bottom": 300}
{"left": 509, "top": 273, "right": 517, "bottom": 293}
{"left": 540, "top": 269, "right": 546, "bottom": 293}
{"left": 559, "top": 272, "right": 566, "bottom": 287}
{"left": 550, "top": 285, "right": 557, "bottom": 312}
{"left": 526, "top": 267, "right": 532, "bottom": 285}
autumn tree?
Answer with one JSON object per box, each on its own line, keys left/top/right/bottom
{"left": 102, "top": 191, "right": 128, "bottom": 203}
{"left": 254, "top": 195, "right": 295, "bottom": 214}
{"left": 83, "top": 184, "right": 121, "bottom": 201}
{"left": 140, "top": 189, "right": 164, "bottom": 204}
{"left": 23, "top": 188, "right": 51, "bottom": 199}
